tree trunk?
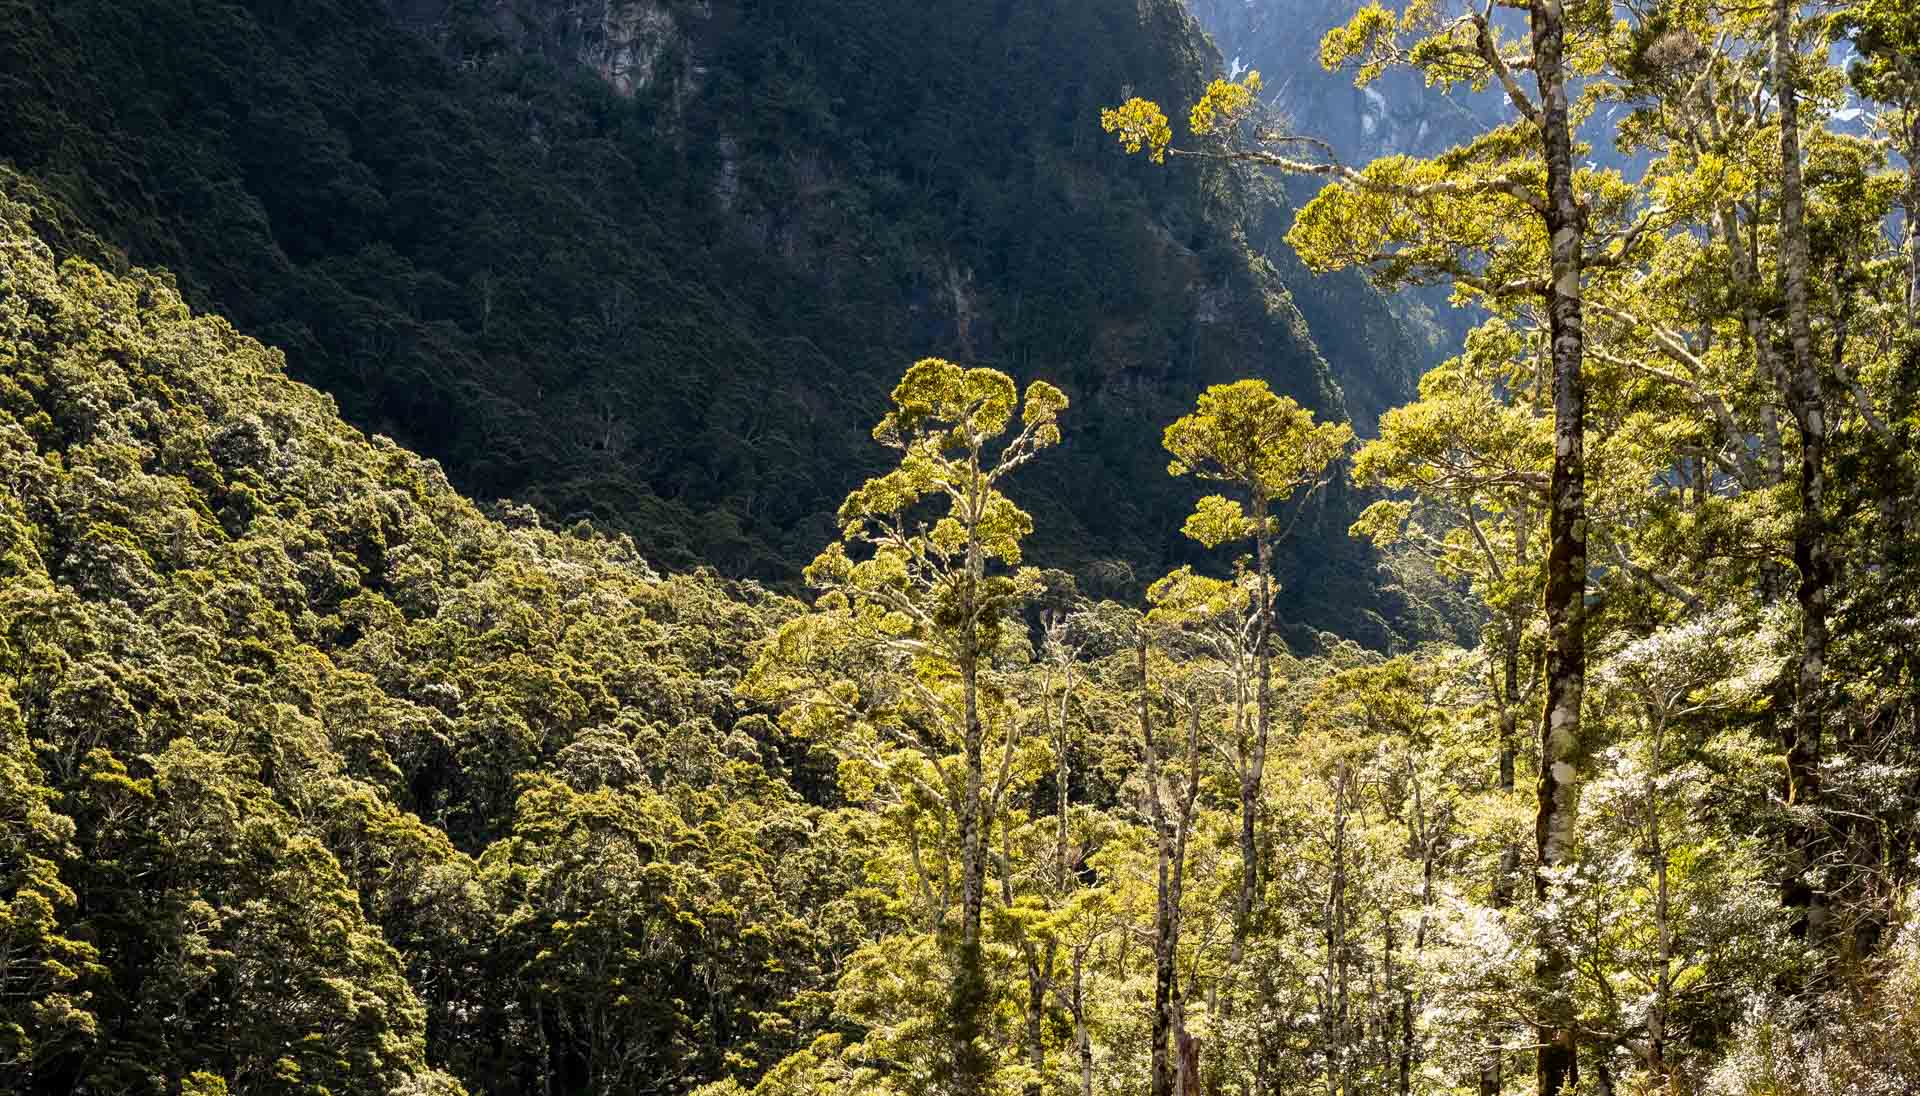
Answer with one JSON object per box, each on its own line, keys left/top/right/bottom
{"left": 1025, "top": 945, "right": 1050, "bottom": 1096}
{"left": 1773, "top": 0, "right": 1834, "bottom": 949}
{"left": 953, "top": 634, "right": 990, "bottom": 1093}
{"left": 1647, "top": 703, "right": 1672, "bottom": 1082}
{"left": 1058, "top": 694, "right": 1073, "bottom": 888}
{"left": 1482, "top": 613, "right": 1522, "bottom": 1096}
{"left": 1174, "top": 704, "right": 1202, "bottom": 1096}
{"left": 1406, "top": 829, "right": 1434, "bottom": 1096}
{"left": 1234, "top": 499, "right": 1274, "bottom": 969}
{"left": 1177, "top": 1025, "right": 1204, "bottom": 1096}
{"left": 1595, "top": 1058, "right": 1616, "bottom": 1096}
{"left": 1391, "top": 910, "right": 1411, "bottom": 1096}
{"left": 1529, "top": 1, "right": 1588, "bottom": 1093}
{"left": 1075, "top": 950, "right": 1095, "bottom": 1096}
{"left": 1329, "top": 765, "right": 1352, "bottom": 1096}
{"left": 1142, "top": 635, "right": 1175, "bottom": 1096}
{"left": 1000, "top": 826, "right": 1053, "bottom": 1096}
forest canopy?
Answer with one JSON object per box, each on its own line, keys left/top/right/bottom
{"left": 3, "top": 0, "right": 1920, "bottom": 1093}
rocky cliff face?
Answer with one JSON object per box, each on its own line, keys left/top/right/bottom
{"left": 390, "top": 0, "right": 706, "bottom": 99}
{"left": 1182, "top": 0, "right": 1495, "bottom": 400}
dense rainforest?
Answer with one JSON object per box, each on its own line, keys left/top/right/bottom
{"left": 3, "top": 1, "right": 1920, "bottom": 1095}
{"left": 0, "top": 0, "right": 1450, "bottom": 645}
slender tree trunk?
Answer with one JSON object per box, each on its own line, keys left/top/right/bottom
{"left": 954, "top": 555, "right": 990, "bottom": 1093}
{"left": 1235, "top": 502, "right": 1274, "bottom": 969}
{"left": 1142, "top": 635, "right": 1175, "bottom": 1096}
{"left": 536, "top": 1001, "right": 554, "bottom": 1096}
{"left": 1329, "top": 766, "right": 1351, "bottom": 1096}
{"left": 1483, "top": 614, "right": 1522, "bottom": 1096}
{"left": 1058, "top": 701, "right": 1072, "bottom": 887}
{"left": 1082, "top": 952, "right": 1098, "bottom": 1096}
{"left": 1074, "top": 950, "right": 1095, "bottom": 1096}
{"left": 1000, "top": 826, "right": 1053, "bottom": 1096}
{"left": 1773, "top": 0, "right": 1834, "bottom": 948}
{"left": 1222, "top": 504, "right": 1272, "bottom": 1096}
{"left": 957, "top": 664, "right": 986, "bottom": 986}
{"left": 1028, "top": 639, "right": 1074, "bottom": 1095}
{"left": 1025, "top": 944, "right": 1050, "bottom": 1096}
{"left": 1405, "top": 829, "right": 1434, "bottom": 1096}
{"left": 1173, "top": 704, "right": 1202, "bottom": 1096}
{"left": 1648, "top": 707, "right": 1671, "bottom": 1082}
{"left": 1529, "top": 2, "right": 1587, "bottom": 1093}
{"left": 1389, "top": 911, "right": 1410, "bottom": 1096}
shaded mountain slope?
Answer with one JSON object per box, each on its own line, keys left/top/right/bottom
{"left": 0, "top": 0, "right": 1431, "bottom": 643}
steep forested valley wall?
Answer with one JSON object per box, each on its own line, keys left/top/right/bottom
{"left": 0, "top": 0, "right": 1443, "bottom": 645}
{"left": 4, "top": 1, "right": 1920, "bottom": 1095}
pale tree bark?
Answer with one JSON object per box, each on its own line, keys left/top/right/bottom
{"left": 1528, "top": 1, "right": 1588, "bottom": 1093}
{"left": 1773, "top": 0, "right": 1835, "bottom": 948}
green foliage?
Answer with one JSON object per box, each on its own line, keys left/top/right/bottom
{"left": 1105, "top": 3, "right": 1920, "bottom": 1092}
{"left": 9, "top": 3, "right": 1920, "bottom": 1095}
{"left": 1165, "top": 381, "right": 1353, "bottom": 498}
{"left": 1187, "top": 71, "right": 1264, "bottom": 140}
{"left": 0, "top": 179, "right": 864, "bottom": 1095}
{"left": 0, "top": 0, "right": 1425, "bottom": 638}
{"left": 1101, "top": 99, "right": 1174, "bottom": 164}
{"left": 1163, "top": 379, "right": 1353, "bottom": 551}
{"left": 748, "top": 357, "right": 1068, "bottom": 1096}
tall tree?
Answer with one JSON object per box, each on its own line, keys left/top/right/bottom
{"left": 746, "top": 358, "right": 1066, "bottom": 1095}
{"left": 1524, "top": 3, "right": 1591, "bottom": 1088}
{"left": 1105, "top": 2, "right": 1611, "bottom": 1082}
{"left": 1161, "top": 380, "right": 1351, "bottom": 976}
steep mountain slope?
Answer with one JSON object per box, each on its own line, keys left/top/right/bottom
{"left": 1185, "top": 0, "right": 1509, "bottom": 165}
{"left": 0, "top": 0, "right": 1430, "bottom": 643}
{"left": 0, "top": 174, "right": 868, "bottom": 1094}
{"left": 1182, "top": 0, "right": 1508, "bottom": 367}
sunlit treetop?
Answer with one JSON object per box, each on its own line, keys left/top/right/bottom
{"left": 1162, "top": 380, "right": 1353, "bottom": 550}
